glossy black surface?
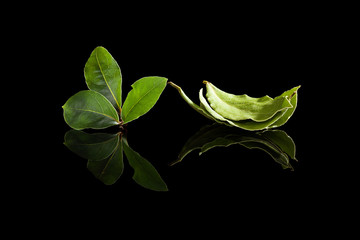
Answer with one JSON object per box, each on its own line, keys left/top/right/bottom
{"left": 14, "top": 10, "right": 355, "bottom": 232}
{"left": 49, "top": 39, "right": 312, "bottom": 196}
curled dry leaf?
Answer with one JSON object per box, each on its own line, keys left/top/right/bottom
{"left": 169, "top": 81, "right": 300, "bottom": 131}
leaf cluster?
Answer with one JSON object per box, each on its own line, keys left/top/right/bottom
{"left": 63, "top": 47, "right": 167, "bottom": 130}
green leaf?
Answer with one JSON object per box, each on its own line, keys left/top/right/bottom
{"left": 123, "top": 137, "right": 168, "bottom": 191}
{"left": 63, "top": 90, "right": 119, "bottom": 130}
{"left": 64, "top": 130, "right": 119, "bottom": 161}
{"left": 84, "top": 46, "right": 122, "bottom": 111}
{"left": 121, "top": 77, "right": 167, "bottom": 124}
{"left": 87, "top": 140, "right": 124, "bottom": 185}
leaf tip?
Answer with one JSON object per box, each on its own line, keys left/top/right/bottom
{"left": 95, "top": 45, "right": 106, "bottom": 51}
{"left": 293, "top": 85, "right": 301, "bottom": 93}
{"left": 289, "top": 86, "right": 301, "bottom": 99}
{"left": 203, "top": 80, "right": 209, "bottom": 85}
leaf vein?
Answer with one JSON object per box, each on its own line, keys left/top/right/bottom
{"left": 95, "top": 49, "right": 120, "bottom": 109}
{"left": 123, "top": 81, "right": 160, "bottom": 120}
{"left": 99, "top": 141, "right": 120, "bottom": 178}
{"left": 66, "top": 106, "right": 119, "bottom": 123}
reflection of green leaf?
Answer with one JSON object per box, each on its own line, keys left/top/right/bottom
{"left": 64, "top": 130, "right": 124, "bottom": 185}
{"left": 87, "top": 141, "right": 124, "bottom": 185}
{"left": 122, "top": 77, "right": 167, "bottom": 124}
{"left": 123, "top": 137, "right": 168, "bottom": 191}
{"left": 173, "top": 124, "right": 297, "bottom": 170}
{"left": 64, "top": 130, "right": 168, "bottom": 190}
{"left": 84, "top": 46, "right": 122, "bottom": 111}
{"left": 64, "top": 130, "right": 119, "bottom": 161}
{"left": 62, "top": 90, "right": 120, "bottom": 130}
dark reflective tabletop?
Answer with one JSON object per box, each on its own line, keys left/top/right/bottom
{"left": 8, "top": 10, "right": 357, "bottom": 237}
{"left": 63, "top": 123, "right": 299, "bottom": 191}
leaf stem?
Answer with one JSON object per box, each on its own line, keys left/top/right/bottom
{"left": 168, "top": 81, "right": 179, "bottom": 89}
{"left": 118, "top": 107, "right": 122, "bottom": 121}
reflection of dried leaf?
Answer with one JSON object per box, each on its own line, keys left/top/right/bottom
{"left": 172, "top": 124, "right": 297, "bottom": 170}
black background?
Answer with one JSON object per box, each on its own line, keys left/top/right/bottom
{"left": 10, "top": 4, "right": 356, "bottom": 235}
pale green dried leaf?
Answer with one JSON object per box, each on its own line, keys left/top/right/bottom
{"left": 204, "top": 81, "right": 293, "bottom": 122}
{"left": 169, "top": 81, "right": 300, "bottom": 131}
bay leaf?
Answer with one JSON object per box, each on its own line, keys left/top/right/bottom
{"left": 268, "top": 86, "right": 300, "bottom": 128}
{"left": 84, "top": 46, "right": 122, "bottom": 111}
{"left": 169, "top": 81, "right": 299, "bottom": 131}
{"left": 121, "top": 77, "right": 167, "bottom": 124}
{"left": 168, "top": 82, "right": 221, "bottom": 122}
{"left": 204, "top": 81, "right": 293, "bottom": 122}
{"left": 199, "top": 88, "right": 288, "bottom": 131}
{"left": 63, "top": 90, "right": 120, "bottom": 130}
